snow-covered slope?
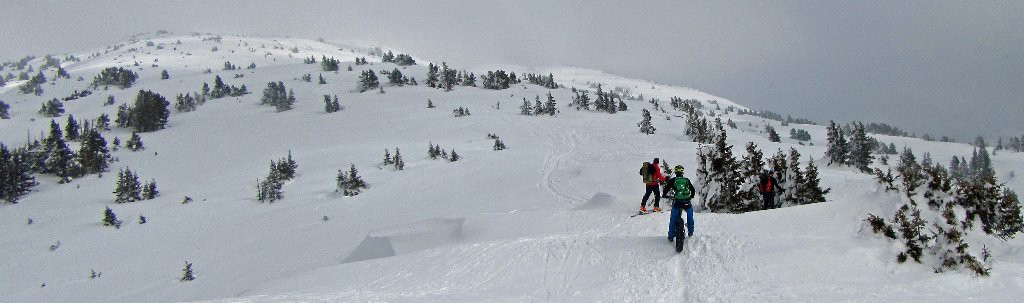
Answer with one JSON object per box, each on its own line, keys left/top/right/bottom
{"left": 1, "top": 33, "right": 1022, "bottom": 302}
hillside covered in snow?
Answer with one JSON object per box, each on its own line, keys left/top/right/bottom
{"left": 1, "top": 32, "right": 1023, "bottom": 302}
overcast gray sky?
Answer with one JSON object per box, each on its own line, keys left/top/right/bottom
{"left": 3, "top": 0, "right": 1022, "bottom": 141}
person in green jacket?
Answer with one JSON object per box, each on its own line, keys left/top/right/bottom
{"left": 662, "top": 165, "right": 695, "bottom": 242}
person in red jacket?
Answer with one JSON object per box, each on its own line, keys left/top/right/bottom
{"left": 640, "top": 158, "right": 667, "bottom": 212}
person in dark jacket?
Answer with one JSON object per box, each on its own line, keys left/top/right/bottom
{"left": 640, "top": 158, "right": 667, "bottom": 212}
{"left": 758, "top": 170, "right": 782, "bottom": 210}
{"left": 662, "top": 165, "right": 696, "bottom": 242}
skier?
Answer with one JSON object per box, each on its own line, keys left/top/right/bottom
{"left": 758, "top": 170, "right": 782, "bottom": 210}
{"left": 662, "top": 165, "right": 695, "bottom": 242}
{"left": 639, "top": 158, "right": 666, "bottom": 212}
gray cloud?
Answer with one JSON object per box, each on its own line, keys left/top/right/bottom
{"left": 2, "top": 0, "right": 1021, "bottom": 141}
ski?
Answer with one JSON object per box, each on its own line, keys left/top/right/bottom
{"left": 629, "top": 210, "right": 663, "bottom": 217}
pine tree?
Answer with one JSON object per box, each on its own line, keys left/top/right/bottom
{"left": 318, "top": 73, "right": 326, "bottom": 85}
{"left": 161, "top": 70, "right": 170, "bottom": 80}
{"left": 359, "top": 70, "right": 380, "bottom": 92}
{"left": 383, "top": 149, "right": 393, "bottom": 166}
{"left": 114, "top": 168, "right": 143, "bottom": 203}
{"left": 494, "top": 139, "right": 507, "bottom": 151}
{"left": 519, "top": 98, "right": 532, "bottom": 115}
{"left": 848, "top": 122, "right": 875, "bottom": 172}
{"left": 766, "top": 124, "right": 781, "bottom": 142}
{"left": 393, "top": 148, "right": 404, "bottom": 170}
{"left": 130, "top": 90, "right": 170, "bottom": 132}
{"left": 825, "top": 120, "right": 848, "bottom": 166}
{"left": 0, "top": 144, "right": 38, "bottom": 203}
{"left": 544, "top": 92, "right": 557, "bottom": 116}
{"left": 533, "top": 96, "right": 544, "bottom": 116}
{"left": 450, "top": 149, "right": 460, "bottom": 162}
{"left": 181, "top": 262, "right": 195, "bottom": 282}
{"left": 638, "top": 109, "right": 655, "bottom": 135}
{"left": 126, "top": 132, "right": 144, "bottom": 151}
{"left": 77, "top": 129, "right": 110, "bottom": 174}
{"left": 897, "top": 148, "right": 925, "bottom": 199}
{"left": 102, "top": 206, "right": 121, "bottom": 228}
{"left": 338, "top": 164, "right": 367, "bottom": 196}
{"left": 64, "top": 115, "right": 80, "bottom": 141}
{"left": 141, "top": 179, "right": 159, "bottom": 200}
{"left": 0, "top": 100, "right": 10, "bottom": 119}
{"left": 800, "top": 161, "right": 828, "bottom": 204}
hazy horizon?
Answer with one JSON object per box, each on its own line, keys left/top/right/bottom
{"left": 2, "top": 0, "right": 1022, "bottom": 142}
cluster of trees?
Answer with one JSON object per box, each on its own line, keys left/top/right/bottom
{"left": 205, "top": 75, "right": 248, "bottom": 99}
{"left": 765, "top": 125, "right": 781, "bottom": 142}
{"left": 452, "top": 107, "right": 470, "bottom": 117}
{"left": 523, "top": 72, "right": 559, "bottom": 89}
{"left": 91, "top": 67, "right": 138, "bottom": 89}
{"left": 382, "top": 148, "right": 405, "bottom": 170}
{"left": 336, "top": 164, "right": 367, "bottom": 196}
{"left": 995, "top": 135, "right": 1024, "bottom": 152}
{"left": 382, "top": 68, "right": 415, "bottom": 86}
{"left": 320, "top": 56, "right": 341, "bottom": 71}
{"left": 669, "top": 97, "right": 703, "bottom": 112}
{"left": 425, "top": 63, "right": 474, "bottom": 91}
{"left": 0, "top": 100, "right": 9, "bottom": 119}
{"left": 1, "top": 116, "right": 113, "bottom": 194}
{"left": 478, "top": 69, "right": 519, "bottom": 90}
{"left": 354, "top": 57, "right": 369, "bottom": 65}
{"left": 696, "top": 118, "right": 828, "bottom": 213}
{"left": 864, "top": 122, "right": 910, "bottom": 137}
{"left": 519, "top": 93, "right": 557, "bottom": 116}
{"left": 0, "top": 144, "right": 38, "bottom": 203}
{"left": 39, "top": 98, "right": 66, "bottom": 117}
{"left": 113, "top": 168, "right": 158, "bottom": 203}
{"left": 381, "top": 51, "right": 416, "bottom": 66}
{"left": 260, "top": 81, "right": 296, "bottom": 111}
{"left": 323, "top": 95, "right": 342, "bottom": 113}
{"left": 223, "top": 61, "right": 240, "bottom": 71}
{"left": 19, "top": 71, "right": 46, "bottom": 95}
{"left": 428, "top": 143, "right": 461, "bottom": 162}
{"left": 61, "top": 89, "right": 92, "bottom": 102}
{"left": 491, "top": 134, "right": 507, "bottom": 151}
{"left": 825, "top": 121, "right": 874, "bottom": 172}
{"left": 174, "top": 93, "right": 207, "bottom": 113}
{"left": 256, "top": 152, "right": 298, "bottom": 203}
{"left": 683, "top": 102, "right": 714, "bottom": 144}
{"left": 358, "top": 70, "right": 380, "bottom": 92}
{"left": 789, "top": 128, "right": 811, "bottom": 141}
{"left": 115, "top": 90, "right": 171, "bottom": 132}
{"left": 866, "top": 140, "right": 1022, "bottom": 275}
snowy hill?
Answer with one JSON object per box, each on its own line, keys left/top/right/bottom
{"left": 1, "top": 33, "right": 1023, "bottom": 302}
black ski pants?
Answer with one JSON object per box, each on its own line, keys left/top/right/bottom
{"left": 761, "top": 192, "right": 775, "bottom": 210}
{"left": 642, "top": 184, "right": 661, "bottom": 208}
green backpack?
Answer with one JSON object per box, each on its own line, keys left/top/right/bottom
{"left": 640, "top": 162, "right": 652, "bottom": 183}
{"left": 674, "top": 177, "right": 692, "bottom": 199}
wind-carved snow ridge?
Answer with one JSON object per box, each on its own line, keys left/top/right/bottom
{"left": 343, "top": 218, "right": 465, "bottom": 263}
{"left": 573, "top": 192, "right": 618, "bottom": 210}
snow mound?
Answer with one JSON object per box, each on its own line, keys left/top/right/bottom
{"left": 573, "top": 192, "right": 618, "bottom": 210}
{"left": 342, "top": 218, "right": 466, "bottom": 263}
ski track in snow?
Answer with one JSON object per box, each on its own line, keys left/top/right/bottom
{"left": 534, "top": 121, "right": 583, "bottom": 206}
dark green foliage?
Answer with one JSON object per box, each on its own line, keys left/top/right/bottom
{"left": 479, "top": 69, "right": 519, "bottom": 90}
{"left": 765, "top": 125, "right": 781, "bottom": 142}
{"left": 323, "top": 95, "right": 341, "bottom": 113}
{"left": 64, "top": 115, "right": 80, "bottom": 141}
{"left": 19, "top": 71, "right": 46, "bottom": 95}
{"left": 260, "top": 81, "right": 295, "bottom": 111}
{"left": 321, "top": 56, "right": 340, "bottom": 71}
{"left": 789, "top": 128, "right": 811, "bottom": 141}
{"left": 257, "top": 152, "right": 297, "bottom": 203}
{"left": 124, "top": 90, "right": 170, "bottom": 133}
{"left": 638, "top": 109, "right": 655, "bottom": 135}
{"left": 0, "top": 144, "right": 38, "bottom": 203}
{"left": 91, "top": 67, "right": 138, "bottom": 89}
{"left": 208, "top": 75, "right": 248, "bottom": 99}
{"left": 358, "top": 70, "right": 380, "bottom": 92}
{"left": 523, "top": 72, "right": 558, "bottom": 89}
{"left": 825, "top": 121, "right": 849, "bottom": 166}
{"left": 0, "top": 100, "right": 10, "bottom": 119}
{"left": 161, "top": 70, "right": 169, "bottom": 80}
{"left": 126, "top": 132, "right": 144, "bottom": 151}
{"left": 494, "top": 139, "right": 507, "bottom": 151}
{"left": 866, "top": 214, "right": 897, "bottom": 239}
{"left": 181, "top": 262, "right": 195, "bottom": 282}
{"left": 387, "top": 68, "right": 407, "bottom": 86}
{"left": 453, "top": 107, "right": 470, "bottom": 117}
{"left": 39, "top": 98, "right": 65, "bottom": 117}
{"left": 175, "top": 93, "right": 199, "bottom": 112}
{"left": 848, "top": 122, "right": 875, "bottom": 172}
{"left": 103, "top": 206, "right": 121, "bottom": 228}
{"left": 77, "top": 129, "right": 110, "bottom": 174}
{"left": 449, "top": 149, "right": 460, "bottom": 162}
{"left": 318, "top": 73, "right": 326, "bottom": 85}
{"left": 141, "top": 179, "right": 159, "bottom": 200}
{"left": 114, "top": 168, "right": 143, "bottom": 203}
{"left": 544, "top": 92, "right": 557, "bottom": 116}
{"left": 336, "top": 164, "right": 367, "bottom": 196}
